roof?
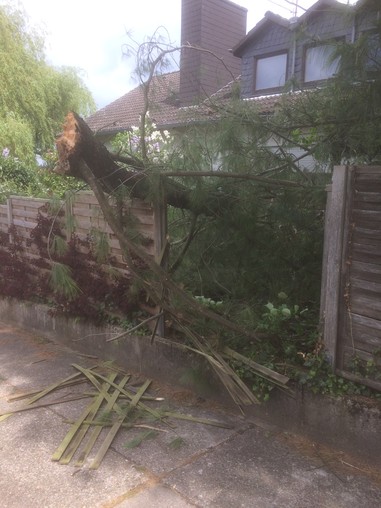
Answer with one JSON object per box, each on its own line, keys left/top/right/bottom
{"left": 169, "top": 82, "right": 290, "bottom": 127}
{"left": 232, "top": 11, "right": 291, "bottom": 57}
{"left": 86, "top": 71, "right": 295, "bottom": 134}
{"left": 86, "top": 0, "right": 371, "bottom": 136}
{"left": 297, "top": 0, "right": 352, "bottom": 24}
{"left": 86, "top": 71, "right": 181, "bottom": 135}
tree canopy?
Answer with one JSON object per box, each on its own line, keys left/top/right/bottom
{"left": 0, "top": 3, "right": 95, "bottom": 163}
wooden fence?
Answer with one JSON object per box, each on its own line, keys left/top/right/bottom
{"left": 0, "top": 191, "right": 166, "bottom": 269}
{"left": 321, "top": 166, "right": 381, "bottom": 391}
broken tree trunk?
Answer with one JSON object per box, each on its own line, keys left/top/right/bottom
{"left": 55, "top": 111, "right": 222, "bottom": 215}
{"left": 54, "top": 111, "right": 290, "bottom": 407}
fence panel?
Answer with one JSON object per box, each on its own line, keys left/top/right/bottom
{"left": 1, "top": 191, "right": 161, "bottom": 269}
{"left": 321, "top": 166, "right": 381, "bottom": 391}
{"left": 0, "top": 204, "right": 7, "bottom": 233}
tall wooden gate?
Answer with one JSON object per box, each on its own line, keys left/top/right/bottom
{"left": 321, "top": 166, "right": 381, "bottom": 391}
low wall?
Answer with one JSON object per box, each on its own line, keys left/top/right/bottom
{"left": 1, "top": 298, "right": 380, "bottom": 467}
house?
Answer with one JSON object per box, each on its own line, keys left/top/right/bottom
{"left": 232, "top": 0, "right": 379, "bottom": 100}
{"left": 86, "top": 0, "right": 380, "bottom": 166}
{"left": 228, "top": 0, "right": 380, "bottom": 171}
{"left": 86, "top": 0, "right": 247, "bottom": 142}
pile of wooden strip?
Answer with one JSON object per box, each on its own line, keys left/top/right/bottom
{"left": 0, "top": 362, "right": 231, "bottom": 469}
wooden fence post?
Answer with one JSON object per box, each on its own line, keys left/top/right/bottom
{"left": 321, "top": 166, "right": 351, "bottom": 367}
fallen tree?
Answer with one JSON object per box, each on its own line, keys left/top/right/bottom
{"left": 54, "top": 111, "right": 291, "bottom": 408}
{"left": 55, "top": 111, "right": 227, "bottom": 215}
{"left": 55, "top": 112, "right": 302, "bottom": 215}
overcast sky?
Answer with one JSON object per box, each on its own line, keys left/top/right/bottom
{"left": 7, "top": 0, "right": 355, "bottom": 109}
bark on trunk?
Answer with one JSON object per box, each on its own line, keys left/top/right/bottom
{"left": 55, "top": 111, "right": 214, "bottom": 214}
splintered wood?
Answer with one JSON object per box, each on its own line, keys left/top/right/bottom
{"left": 1, "top": 362, "right": 231, "bottom": 469}
{"left": 55, "top": 112, "right": 80, "bottom": 160}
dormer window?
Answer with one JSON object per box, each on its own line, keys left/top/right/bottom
{"left": 254, "top": 52, "right": 288, "bottom": 92}
{"left": 304, "top": 43, "right": 340, "bottom": 83}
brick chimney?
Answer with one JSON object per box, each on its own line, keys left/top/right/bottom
{"left": 180, "top": 0, "right": 247, "bottom": 106}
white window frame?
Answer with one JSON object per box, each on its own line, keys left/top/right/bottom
{"left": 254, "top": 52, "right": 288, "bottom": 92}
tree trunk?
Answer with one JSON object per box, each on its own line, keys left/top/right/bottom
{"left": 55, "top": 111, "right": 214, "bottom": 214}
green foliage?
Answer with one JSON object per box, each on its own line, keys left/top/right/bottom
{"left": 49, "top": 235, "right": 69, "bottom": 257}
{"left": 227, "top": 294, "right": 380, "bottom": 401}
{"left": 4, "top": 22, "right": 376, "bottom": 403}
{"left": 348, "top": 355, "right": 381, "bottom": 383}
{"left": 277, "top": 21, "right": 381, "bottom": 166}
{"left": 194, "top": 295, "right": 223, "bottom": 309}
{"left": 0, "top": 147, "right": 85, "bottom": 203}
{"left": 124, "top": 430, "right": 158, "bottom": 449}
{"left": 90, "top": 229, "right": 111, "bottom": 263}
{"left": 0, "top": 3, "right": 95, "bottom": 162}
{"left": 297, "top": 353, "right": 380, "bottom": 399}
{"left": 170, "top": 182, "right": 326, "bottom": 307}
{"left": 49, "top": 262, "right": 81, "bottom": 300}
{"left": 0, "top": 150, "right": 37, "bottom": 200}
{"left": 168, "top": 437, "right": 186, "bottom": 450}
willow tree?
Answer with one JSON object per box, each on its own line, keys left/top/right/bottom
{"left": 0, "top": 3, "right": 95, "bottom": 163}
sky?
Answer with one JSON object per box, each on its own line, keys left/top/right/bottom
{"left": 7, "top": 0, "right": 355, "bottom": 109}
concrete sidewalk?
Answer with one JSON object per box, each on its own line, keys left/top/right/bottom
{"left": 0, "top": 321, "right": 380, "bottom": 508}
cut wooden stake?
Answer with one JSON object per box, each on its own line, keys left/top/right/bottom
{"left": 0, "top": 394, "right": 92, "bottom": 416}
{"left": 90, "top": 379, "right": 152, "bottom": 469}
{"left": 75, "top": 375, "right": 130, "bottom": 467}
{"left": 6, "top": 377, "right": 89, "bottom": 402}
{"left": 52, "top": 373, "right": 117, "bottom": 462}
{"left": 0, "top": 365, "right": 99, "bottom": 422}
{"left": 222, "top": 346, "right": 290, "bottom": 387}
{"left": 73, "top": 365, "right": 168, "bottom": 425}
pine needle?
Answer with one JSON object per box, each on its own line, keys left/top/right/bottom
{"left": 49, "top": 235, "right": 68, "bottom": 256}
{"left": 49, "top": 262, "right": 81, "bottom": 300}
{"left": 168, "top": 437, "right": 186, "bottom": 450}
{"left": 92, "top": 229, "right": 110, "bottom": 263}
{"left": 124, "top": 430, "right": 158, "bottom": 449}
